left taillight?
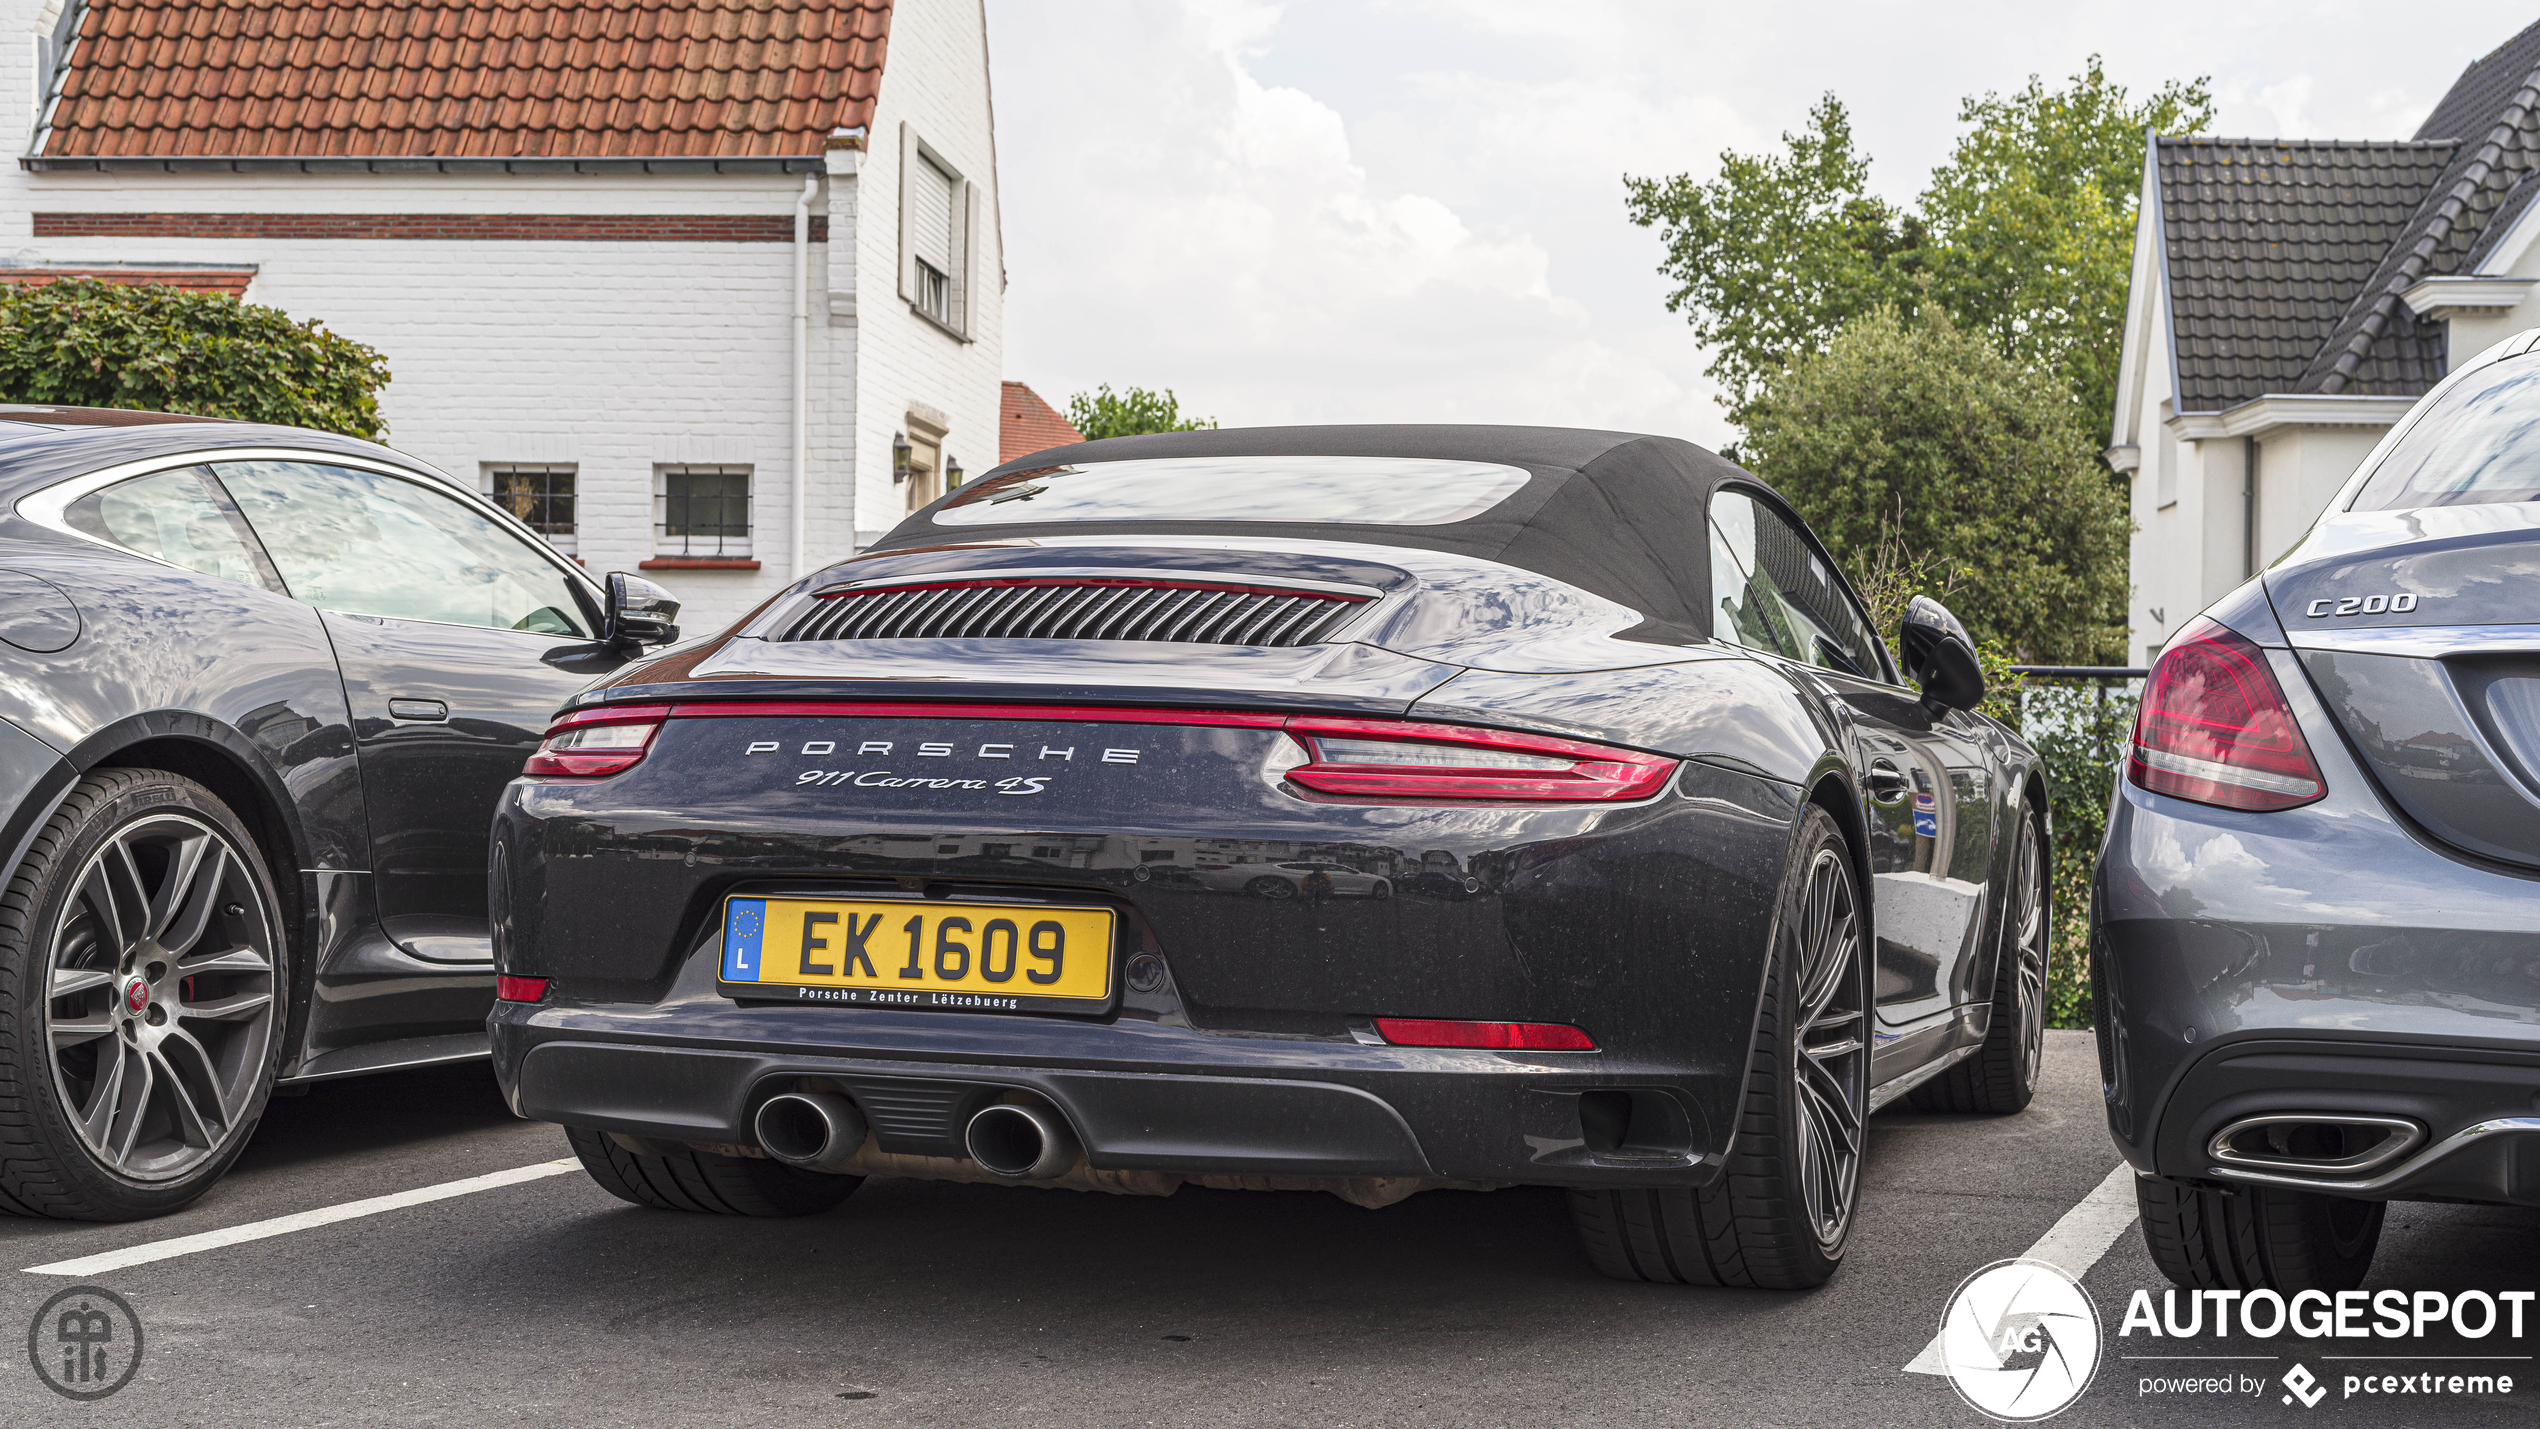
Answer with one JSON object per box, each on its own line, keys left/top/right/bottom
{"left": 495, "top": 975, "right": 549, "bottom": 1002}
{"left": 1282, "top": 717, "right": 1676, "bottom": 802}
{"left": 522, "top": 704, "right": 671, "bottom": 778}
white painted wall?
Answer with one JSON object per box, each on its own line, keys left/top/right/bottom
{"left": 0, "top": 0, "right": 1005, "bottom": 634}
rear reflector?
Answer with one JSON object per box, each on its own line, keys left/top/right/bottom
{"left": 1285, "top": 717, "right": 1675, "bottom": 802}
{"left": 495, "top": 976, "right": 549, "bottom": 1003}
{"left": 2129, "top": 618, "right": 2325, "bottom": 812}
{"left": 523, "top": 704, "right": 670, "bottom": 778}
{"left": 1374, "top": 1018, "right": 1596, "bottom": 1050}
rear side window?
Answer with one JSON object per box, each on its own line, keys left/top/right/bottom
{"left": 1707, "top": 490, "right": 1888, "bottom": 681}
{"left": 215, "top": 461, "right": 592, "bottom": 636}
{"left": 65, "top": 467, "right": 283, "bottom": 593}
{"left": 2355, "top": 357, "right": 2540, "bottom": 511}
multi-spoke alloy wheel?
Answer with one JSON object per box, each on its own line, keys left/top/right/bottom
{"left": 47, "top": 814, "right": 277, "bottom": 1181}
{"left": 1789, "top": 844, "right": 1867, "bottom": 1254}
{"left": 0, "top": 769, "right": 285, "bottom": 1220}
{"left": 1568, "top": 805, "right": 1868, "bottom": 1290}
{"left": 1908, "top": 799, "right": 2051, "bottom": 1115}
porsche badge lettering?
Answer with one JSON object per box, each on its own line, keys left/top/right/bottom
{"left": 739, "top": 736, "right": 1145, "bottom": 797}
{"left": 2304, "top": 593, "right": 2420, "bottom": 617}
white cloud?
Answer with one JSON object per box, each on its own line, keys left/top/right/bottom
{"left": 985, "top": 1, "right": 2540, "bottom": 452}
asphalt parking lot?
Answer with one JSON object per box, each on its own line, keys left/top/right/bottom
{"left": 0, "top": 1030, "right": 2535, "bottom": 1426}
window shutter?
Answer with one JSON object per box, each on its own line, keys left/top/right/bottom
{"left": 898, "top": 122, "right": 919, "bottom": 302}
{"left": 911, "top": 157, "right": 955, "bottom": 274}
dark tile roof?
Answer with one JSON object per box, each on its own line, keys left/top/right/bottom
{"left": 2157, "top": 139, "right": 2455, "bottom": 411}
{"left": 37, "top": 0, "right": 893, "bottom": 161}
{"left": 2301, "top": 69, "right": 2540, "bottom": 395}
{"left": 2152, "top": 22, "right": 2540, "bottom": 413}
{"left": 2417, "top": 19, "right": 2540, "bottom": 139}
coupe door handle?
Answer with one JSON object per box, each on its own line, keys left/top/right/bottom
{"left": 388, "top": 698, "right": 449, "bottom": 722}
{"left": 1865, "top": 760, "right": 1908, "bottom": 803}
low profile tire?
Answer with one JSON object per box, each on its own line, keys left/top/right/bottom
{"left": 1905, "top": 798, "right": 2049, "bottom": 1115}
{"left": 1569, "top": 805, "right": 1869, "bottom": 1290}
{"left": 1247, "top": 877, "right": 1294, "bottom": 900}
{"left": 0, "top": 769, "right": 287, "bottom": 1221}
{"left": 566, "top": 1125, "right": 861, "bottom": 1217}
{"left": 1370, "top": 881, "right": 1392, "bottom": 900}
{"left": 2135, "top": 1175, "right": 2383, "bottom": 1293}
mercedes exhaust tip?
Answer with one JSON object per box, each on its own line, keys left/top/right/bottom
{"left": 2209, "top": 1114, "right": 2425, "bottom": 1176}
{"left": 753, "top": 1092, "right": 870, "bottom": 1173}
{"left": 964, "top": 1098, "right": 1081, "bottom": 1179}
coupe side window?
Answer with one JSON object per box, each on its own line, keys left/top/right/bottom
{"left": 64, "top": 467, "right": 284, "bottom": 594}
{"left": 1709, "top": 491, "right": 1888, "bottom": 681}
{"left": 213, "top": 461, "right": 592, "bottom": 636}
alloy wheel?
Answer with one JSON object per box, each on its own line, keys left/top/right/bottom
{"left": 43, "top": 815, "right": 278, "bottom": 1182}
{"left": 1790, "top": 846, "right": 1867, "bottom": 1252}
{"left": 2011, "top": 814, "right": 2048, "bottom": 1092}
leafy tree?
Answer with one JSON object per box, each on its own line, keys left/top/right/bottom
{"left": 1738, "top": 303, "right": 2128, "bottom": 664}
{"left": 1065, "top": 384, "right": 1216, "bottom": 442}
{"left": 1624, "top": 97, "right": 1923, "bottom": 420}
{"left": 1626, "top": 58, "right": 2212, "bottom": 425}
{"left": 0, "top": 278, "right": 391, "bottom": 438}
{"left": 1921, "top": 59, "right": 2213, "bottom": 425}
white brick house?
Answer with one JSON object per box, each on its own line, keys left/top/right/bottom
{"left": 2109, "top": 21, "right": 2540, "bottom": 663}
{"left": 1, "top": 0, "right": 1002, "bottom": 629}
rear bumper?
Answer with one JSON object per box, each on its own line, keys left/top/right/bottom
{"left": 2095, "top": 651, "right": 2540, "bottom": 1202}
{"left": 490, "top": 1002, "right": 1725, "bottom": 1188}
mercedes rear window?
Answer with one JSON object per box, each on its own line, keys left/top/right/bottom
{"left": 932, "top": 456, "right": 1532, "bottom": 526}
{"left": 2354, "top": 357, "right": 2540, "bottom": 511}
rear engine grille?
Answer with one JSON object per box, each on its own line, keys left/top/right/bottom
{"left": 778, "top": 580, "right": 1366, "bottom": 647}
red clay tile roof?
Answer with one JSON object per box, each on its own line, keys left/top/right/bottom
{"left": 1000, "top": 381, "right": 1083, "bottom": 465}
{"left": 38, "top": 0, "right": 892, "bottom": 161}
{"left": 0, "top": 266, "right": 256, "bottom": 296}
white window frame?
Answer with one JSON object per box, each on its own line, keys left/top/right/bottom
{"left": 899, "top": 122, "right": 978, "bottom": 341}
{"left": 654, "top": 463, "right": 754, "bottom": 559}
{"left": 481, "top": 462, "right": 579, "bottom": 556}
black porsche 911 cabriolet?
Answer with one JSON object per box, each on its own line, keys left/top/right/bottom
{"left": 489, "top": 425, "right": 2051, "bottom": 1289}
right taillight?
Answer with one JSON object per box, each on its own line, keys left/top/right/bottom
{"left": 1281, "top": 717, "right": 1677, "bottom": 802}
{"left": 523, "top": 704, "right": 670, "bottom": 778}
{"left": 2129, "top": 618, "right": 2324, "bottom": 812}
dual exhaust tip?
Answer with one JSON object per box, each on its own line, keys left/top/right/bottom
{"left": 753, "top": 1089, "right": 1081, "bottom": 1180}
{"left": 2209, "top": 1113, "right": 2425, "bottom": 1177}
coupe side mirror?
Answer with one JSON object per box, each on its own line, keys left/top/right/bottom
{"left": 1900, "top": 595, "right": 1983, "bottom": 713}
{"left": 603, "top": 571, "right": 682, "bottom": 652}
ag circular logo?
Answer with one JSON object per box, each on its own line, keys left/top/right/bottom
{"left": 26, "top": 1285, "right": 143, "bottom": 1401}
{"left": 1938, "top": 1258, "right": 2101, "bottom": 1421}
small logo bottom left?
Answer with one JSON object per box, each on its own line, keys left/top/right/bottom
{"left": 26, "top": 1285, "right": 143, "bottom": 1401}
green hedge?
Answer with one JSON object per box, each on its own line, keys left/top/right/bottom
{"left": 2014, "top": 679, "right": 2137, "bottom": 1029}
{"left": 0, "top": 278, "right": 391, "bottom": 438}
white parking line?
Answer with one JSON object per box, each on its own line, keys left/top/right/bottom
{"left": 1903, "top": 1161, "right": 2140, "bottom": 1375}
{"left": 23, "top": 1157, "right": 582, "bottom": 1277}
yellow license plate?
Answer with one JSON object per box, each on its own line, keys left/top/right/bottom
{"left": 717, "top": 896, "right": 1115, "bottom": 1012}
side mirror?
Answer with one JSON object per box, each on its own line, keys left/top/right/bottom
{"left": 1900, "top": 595, "right": 1983, "bottom": 712}
{"left": 603, "top": 571, "right": 682, "bottom": 652}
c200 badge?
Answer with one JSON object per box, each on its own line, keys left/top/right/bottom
{"left": 2304, "top": 594, "right": 2419, "bottom": 617}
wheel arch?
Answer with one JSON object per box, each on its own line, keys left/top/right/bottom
{"left": 61, "top": 714, "right": 322, "bottom": 1063}
{"left": 1802, "top": 762, "right": 1876, "bottom": 953}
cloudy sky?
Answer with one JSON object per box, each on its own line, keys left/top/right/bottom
{"left": 981, "top": 1, "right": 2539, "bottom": 451}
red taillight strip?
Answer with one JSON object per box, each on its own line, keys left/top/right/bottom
{"left": 495, "top": 975, "right": 550, "bottom": 1002}
{"left": 539, "top": 700, "right": 1680, "bottom": 802}
{"left": 659, "top": 701, "right": 1289, "bottom": 729}
{"left": 812, "top": 577, "right": 1370, "bottom": 602}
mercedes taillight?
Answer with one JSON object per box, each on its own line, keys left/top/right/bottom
{"left": 2128, "top": 619, "right": 2325, "bottom": 812}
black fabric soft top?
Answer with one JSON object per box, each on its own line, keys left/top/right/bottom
{"left": 875, "top": 424, "right": 1782, "bottom": 645}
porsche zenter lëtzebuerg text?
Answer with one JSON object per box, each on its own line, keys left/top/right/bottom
{"left": 488, "top": 425, "right": 2051, "bottom": 1289}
